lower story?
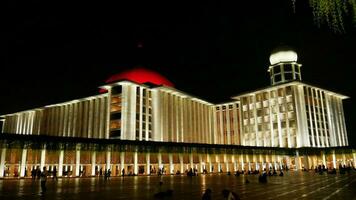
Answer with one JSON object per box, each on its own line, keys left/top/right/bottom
{"left": 0, "top": 134, "right": 355, "bottom": 178}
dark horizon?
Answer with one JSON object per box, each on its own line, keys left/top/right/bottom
{"left": 1, "top": 1, "right": 355, "bottom": 145}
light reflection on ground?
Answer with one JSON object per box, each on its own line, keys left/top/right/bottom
{"left": 0, "top": 171, "right": 355, "bottom": 199}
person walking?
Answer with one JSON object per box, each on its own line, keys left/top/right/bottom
{"left": 31, "top": 168, "right": 36, "bottom": 180}
{"left": 52, "top": 166, "right": 58, "bottom": 181}
{"left": 108, "top": 169, "right": 111, "bottom": 180}
{"left": 40, "top": 167, "right": 48, "bottom": 193}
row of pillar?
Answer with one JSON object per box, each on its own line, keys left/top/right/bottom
{"left": 0, "top": 147, "right": 355, "bottom": 178}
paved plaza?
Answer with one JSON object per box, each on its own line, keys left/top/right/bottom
{"left": 0, "top": 171, "right": 355, "bottom": 199}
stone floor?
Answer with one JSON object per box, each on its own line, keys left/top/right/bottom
{"left": 1, "top": 171, "right": 356, "bottom": 199}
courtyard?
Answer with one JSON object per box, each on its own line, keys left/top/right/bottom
{"left": 0, "top": 171, "right": 355, "bottom": 199}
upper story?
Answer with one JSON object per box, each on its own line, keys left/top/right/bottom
{"left": 0, "top": 47, "right": 349, "bottom": 148}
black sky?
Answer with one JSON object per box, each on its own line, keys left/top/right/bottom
{"left": 1, "top": 1, "right": 355, "bottom": 145}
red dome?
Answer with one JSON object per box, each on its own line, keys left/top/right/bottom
{"left": 100, "top": 67, "right": 174, "bottom": 93}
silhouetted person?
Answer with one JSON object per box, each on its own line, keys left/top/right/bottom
{"left": 122, "top": 168, "right": 125, "bottom": 177}
{"left": 104, "top": 169, "right": 108, "bottom": 180}
{"left": 273, "top": 169, "right": 277, "bottom": 176}
{"left": 36, "top": 167, "right": 41, "bottom": 180}
{"left": 40, "top": 167, "right": 47, "bottom": 193}
{"left": 108, "top": 169, "right": 111, "bottom": 179}
{"left": 259, "top": 172, "right": 267, "bottom": 183}
{"left": 52, "top": 166, "right": 57, "bottom": 181}
{"left": 202, "top": 188, "right": 212, "bottom": 200}
{"left": 99, "top": 168, "right": 103, "bottom": 176}
{"left": 279, "top": 170, "right": 284, "bottom": 176}
{"left": 31, "top": 168, "right": 36, "bottom": 180}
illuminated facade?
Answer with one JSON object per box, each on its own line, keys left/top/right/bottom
{"left": 0, "top": 48, "right": 355, "bottom": 178}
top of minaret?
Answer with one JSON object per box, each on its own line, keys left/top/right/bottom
{"left": 269, "top": 46, "right": 298, "bottom": 65}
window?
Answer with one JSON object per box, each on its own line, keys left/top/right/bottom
{"left": 111, "top": 86, "right": 122, "bottom": 95}
{"left": 110, "top": 120, "right": 121, "bottom": 130}
{"left": 110, "top": 130, "right": 121, "bottom": 138}
{"left": 111, "top": 112, "right": 121, "bottom": 120}
{"left": 284, "top": 73, "right": 293, "bottom": 80}
{"left": 274, "top": 74, "right": 282, "bottom": 83}
{"left": 111, "top": 104, "right": 121, "bottom": 112}
{"left": 111, "top": 96, "right": 121, "bottom": 104}
{"left": 136, "top": 130, "right": 139, "bottom": 138}
{"left": 274, "top": 66, "right": 281, "bottom": 73}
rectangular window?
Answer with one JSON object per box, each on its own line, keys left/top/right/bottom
{"left": 284, "top": 72, "right": 293, "bottom": 80}
{"left": 110, "top": 112, "right": 121, "bottom": 120}
{"left": 284, "top": 64, "right": 292, "bottom": 72}
{"left": 111, "top": 86, "right": 122, "bottom": 95}
{"left": 110, "top": 120, "right": 121, "bottom": 130}
{"left": 274, "top": 66, "right": 281, "bottom": 73}
{"left": 110, "top": 130, "right": 121, "bottom": 138}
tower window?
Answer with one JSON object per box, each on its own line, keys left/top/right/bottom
{"left": 284, "top": 64, "right": 292, "bottom": 72}
{"left": 274, "top": 66, "right": 281, "bottom": 74}
{"left": 285, "top": 73, "right": 293, "bottom": 80}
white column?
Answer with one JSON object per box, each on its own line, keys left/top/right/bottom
{"left": 332, "top": 151, "right": 337, "bottom": 169}
{"left": 179, "top": 154, "right": 184, "bottom": 173}
{"left": 286, "top": 156, "right": 290, "bottom": 169}
{"left": 20, "top": 148, "right": 27, "bottom": 177}
{"left": 224, "top": 154, "right": 229, "bottom": 172}
{"left": 91, "top": 151, "right": 96, "bottom": 176}
{"left": 189, "top": 153, "right": 194, "bottom": 170}
{"left": 158, "top": 152, "right": 162, "bottom": 170}
{"left": 241, "top": 153, "right": 244, "bottom": 172}
{"left": 120, "top": 152, "right": 125, "bottom": 174}
{"left": 217, "top": 155, "right": 221, "bottom": 172}
{"left": 207, "top": 154, "right": 212, "bottom": 173}
{"left": 75, "top": 146, "right": 80, "bottom": 177}
{"left": 254, "top": 154, "right": 258, "bottom": 170}
{"left": 40, "top": 146, "right": 46, "bottom": 170}
{"left": 295, "top": 150, "right": 300, "bottom": 171}
{"left": 146, "top": 153, "right": 150, "bottom": 175}
{"left": 199, "top": 154, "right": 203, "bottom": 173}
{"left": 342, "top": 154, "right": 346, "bottom": 165}
{"left": 133, "top": 152, "right": 138, "bottom": 175}
{"left": 232, "top": 155, "right": 237, "bottom": 172}
{"left": 353, "top": 153, "right": 356, "bottom": 168}
{"left": 106, "top": 150, "right": 111, "bottom": 171}
{"left": 277, "top": 155, "right": 282, "bottom": 170}
{"left": 169, "top": 153, "right": 174, "bottom": 174}
{"left": 58, "top": 150, "right": 64, "bottom": 177}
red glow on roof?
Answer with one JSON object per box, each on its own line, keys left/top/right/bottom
{"left": 100, "top": 67, "right": 174, "bottom": 93}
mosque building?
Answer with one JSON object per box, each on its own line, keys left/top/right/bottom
{"left": 0, "top": 47, "right": 354, "bottom": 178}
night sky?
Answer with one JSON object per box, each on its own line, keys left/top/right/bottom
{"left": 1, "top": 1, "right": 355, "bottom": 145}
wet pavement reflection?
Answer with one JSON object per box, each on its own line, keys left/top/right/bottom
{"left": 0, "top": 171, "right": 356, "bottom": 199}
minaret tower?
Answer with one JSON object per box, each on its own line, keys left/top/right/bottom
{"left": 268, "top": 46, "right": 302, "bottom": 85}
